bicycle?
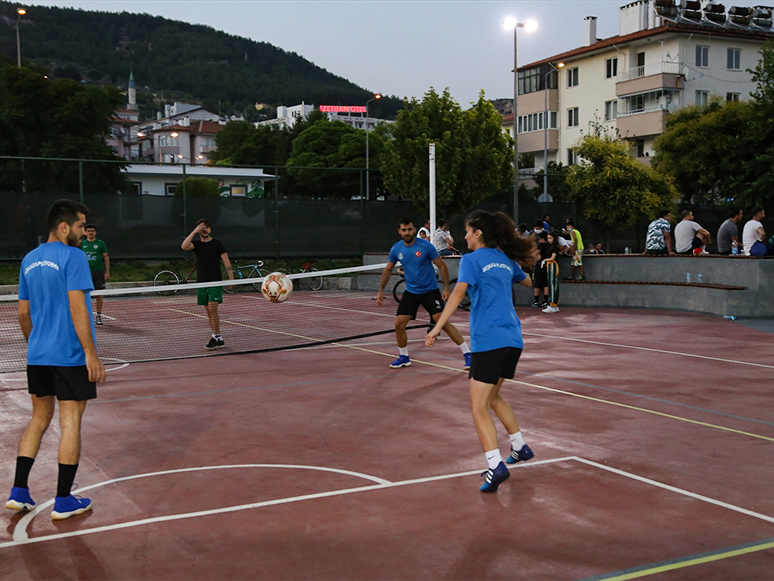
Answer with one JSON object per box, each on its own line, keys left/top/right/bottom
{"left": 280, "top": 260, "right": 323, "bottom": 291}
{"left": 153, "top": 262, "right": 197, "bottom": 296}
{"left": 392, "top": 272, "right": 471, "bottom": 311}
{"left": 221, "top": 260, "right": 269, "bottom": 294}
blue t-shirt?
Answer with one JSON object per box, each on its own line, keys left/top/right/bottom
{"left": 458, "top": 247, "right": 527, "bottom": 352}
{"left": 18, "top": 242, "right": 95, "bottom": 366}
{"left": 388, "top": 238, "right": 440, "bottom": 294}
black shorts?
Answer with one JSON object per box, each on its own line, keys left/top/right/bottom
{"left": 396, "top": 288, "right": 444, "bottom": 319}
{"left": 646, "top": 248, "right": 668, "bottom": 255}
{"left": 91, "top": 270, "right": 106, "bottom": 290}
{"left": 469, "top": 347, "right": 523, "bottom": 384}
{"left": 27, "top": 365, "right": 97, "bottom": 401}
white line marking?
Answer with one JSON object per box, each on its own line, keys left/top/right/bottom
{"left": 523, "top": 332, "right": 774, "bottom": 370}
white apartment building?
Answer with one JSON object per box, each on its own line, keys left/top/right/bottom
{"left": 506, "top": 0, "right": 774, "bottom": 188}
{"left": 258, "top": 102, "right": 391, "bottom": 130}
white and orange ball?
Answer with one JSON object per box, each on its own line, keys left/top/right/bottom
{"left": 261, "top": 272, "right": 293, "bottom": 303}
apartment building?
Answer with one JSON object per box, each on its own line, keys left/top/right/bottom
{"left": 506, "top": 0, "right": 774, "bottom": 191}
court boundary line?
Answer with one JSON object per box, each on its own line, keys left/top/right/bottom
{"left": 3, "top": 455, "right": 773, "bottom": 581}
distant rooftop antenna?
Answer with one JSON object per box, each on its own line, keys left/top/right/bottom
{"left": 653, "top": 0, "right": 773, "bottom": 30}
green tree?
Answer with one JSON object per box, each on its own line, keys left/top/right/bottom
{"left": 0, "top": 64, "right": 127, "bottom": 193}
{"left": 530, "top": 162, "right": 572, "bottom": 202}
{"left": 210, "top": 120, "right": 256, "bottom": 164}
{"left": 174, "top": 177, "right": 220, "bottom": 198}
{"left": 380, "top": 88, "right": 513, "bottom": 216}
{"left": 566, "top": 133, "right": 678, "bottom": 250}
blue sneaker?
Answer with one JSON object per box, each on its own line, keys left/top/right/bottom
{"left": 389, "top": 355, "right": 411, "bottom": 368}
{"left": 51, "top": 494, "right": 92, "bottom": 520}
{"left": 506, "top": 444, "right": 534, "bottom": 465}
{"left": 5, "top": 487, "right": 35, "bottom": 511}
{"left": 480, "top": 461, "right": 510, "bottom": 492}
{"left": 464, "top": 352, "right": 472, "bottom": 370}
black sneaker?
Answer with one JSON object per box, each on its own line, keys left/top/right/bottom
{"left": 206, "top": 337, "right": 218, "bottom": 350}
{"left": 531, "top": 300, "right": 540, "bottom": 307}
{"left": 563, "top": 275, "right": 574, "bottom": 281}
{"left": 541, "top": 301, "right": 549, "bottom": 308}
{"left": 577, "top": 275, "right": 586, "bottom": 281}
{"left": 95, "top": 314, "right": 103, "bottom": 326}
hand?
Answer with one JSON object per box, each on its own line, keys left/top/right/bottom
{"left": 104, "top": 271, "right": 110, "bottom": 282}
{"left": 86, "top": 353, "right": 106, "bottom": 383}
{"left": 441, "top": 287, "right": 450, "bottom": 301}
{"left": 376, "top": 290, "right": 383, "bottom": 307}
{"left": 425, "top": 327, "right": 440, "bottom": 347}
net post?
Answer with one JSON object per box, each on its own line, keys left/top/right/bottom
{"left": 181, "top": 163, "right": 187, "bottom": 236}
{"left": 360, "top": 170, "right": 365, "bottom": 257}
{"left": 274, "top": 166, "right": 280, "bottom": 261}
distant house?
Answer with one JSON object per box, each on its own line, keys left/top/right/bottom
{"left": 137, "top": 102, "right": 225, "bottom": 164}
{"left": 107, "top": 108, "right": 140, "bottom": 160}
{"left": 123, "top": 164, "right": 276, "bottom": 197}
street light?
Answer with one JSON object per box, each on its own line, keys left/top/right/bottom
{"left": 503, "top": 17, "right": 537, "bottom": 225}
{"left": 365, "top": 93, "right": 381, "bottom": 200}
{"left": 16, "top": 8, "right": 26, "bottom": 69}
{"left": 543, "top": 62, "right": 564, "bottom": 202}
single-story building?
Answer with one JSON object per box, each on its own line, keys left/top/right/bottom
{"left": 123, "top": 164, "right": 276, "bottom": 197}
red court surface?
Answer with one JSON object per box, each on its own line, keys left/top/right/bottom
{"left": 1, "top": 307, "right": 773, "bottom": 580}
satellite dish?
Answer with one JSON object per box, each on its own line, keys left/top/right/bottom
{"left": 668, "top": 101, "right": 681, "bottom": 114}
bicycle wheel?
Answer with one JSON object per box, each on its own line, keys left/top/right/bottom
{"left": 153, "top": 270, "right": 180, "bottom": 296}
{"left": 450, "top": 278, "right": 471, "bottom": 311}
{"left": 305, "top": 268, "right": 323, "bottom": 291}
{"left": 248, "top": 268, "right": 269, "bottom": 292}
{"left": 223, "top": 267, "right": 241, "bottom": 293}
{"left": 392, "top": 279, "right": 405, "bottom": 303}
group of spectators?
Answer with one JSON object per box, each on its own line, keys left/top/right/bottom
{"left": 645, "top": 207, "right": 768, "bottom": 256}
{"left": 418, "top": 219, "right": 456, "bottom": 256}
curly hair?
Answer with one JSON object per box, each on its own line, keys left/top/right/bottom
{"left": 466, "top": 210, "right": 537, "bottom": 269}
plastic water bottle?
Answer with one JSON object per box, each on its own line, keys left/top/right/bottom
{"left": 625, "top": 246, "right": 630, "bottom": 254}
{"left": 724, "top": 316, "right": 737, "bottom": 320}
{"left": 698, "top": 273, "right": 703, "bottom": 284}
{"left": 686, "top": 272, "right": 691, "bottom": 284}
{"left": 732, "top": 240, "right": 739, "bottom": 255}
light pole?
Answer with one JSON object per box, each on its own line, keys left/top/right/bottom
{"left": 503, "top": 17, "right": 537, "bottom": 225}
{"left": 543, "top": 62, "right": 564, "bottom": 202}
{"left": 16, "top": 8, "right": 26, "bottom": 68}
{"left": 365, "top": 93, "right": 381, "bottom": 200}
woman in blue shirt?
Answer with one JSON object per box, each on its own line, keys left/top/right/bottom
{"left": 426, "top": 210, "right": 537, "bottom": 492}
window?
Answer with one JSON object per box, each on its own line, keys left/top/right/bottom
{"left": 696, "top": 90, "right": 709, "bottom": 106}
{"left": 696, "top": 45, "right": 709, "bottom": 68}
{"left": 550, "top": 111, "right": 558, "bottom": 129}
{"left": 567, "top": 149, "right": 577, "bottom": 166}
{"left": 727, "top": 48, "right": 741, "bottom": 70}
{"left": 726, "top": 92, "right": 740, "bottom": 102}
{"left": 567, "top": 107, "right": 579, "bottom": 128}
{"left": 517, "top": 65, "right": 559, "bottom": 96}
{"left": 605, "top": 100, "right": 618, "bottom": 121}
{"left": 636, "top": 140, "right": 645, "bottom": 158}
{"left": 164, "top": 183, "right": 177, "bottom": 196}
{"left": 230, "top": 185, "right": 247, "bottom": 196}
{"left": 606, "top": 57, "right": 618, "bottom": 79}
{"left": 516, "top": 112, "right": 557, "bottom": 134}
{"left": 567, "top": 67, "right": 579, "bottom": 87}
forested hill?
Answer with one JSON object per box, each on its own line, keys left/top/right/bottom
{"left": 0, "top": 1, "right": 400, "bottom": 119}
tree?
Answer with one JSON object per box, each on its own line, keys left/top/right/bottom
{"left": 566, "top": 133, "right": 678, "bottom": 250}
{"left": 0, "top": 64, "right": 127, "bottom": 193}
{"left": 380, "top": 88, "right": 513, "bottom": 217}
{"left": 209, "top": 121, "right": 256, "bottom": 164}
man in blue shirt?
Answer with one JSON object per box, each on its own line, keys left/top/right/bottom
{"left": 6, "top": 199, "right": 106, "bottom": 521}
{"left": 376, "top": 217, "right": 470, "bottom": 369}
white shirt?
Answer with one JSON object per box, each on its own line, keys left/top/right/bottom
{"left": 433, "top": 228, "right": 451, "bottom": 252}
{"left": 674, "top": 220, "right": 701, "bottom": 253}
{"left": 742, "top": 219, "right": 764, "bottom": 255}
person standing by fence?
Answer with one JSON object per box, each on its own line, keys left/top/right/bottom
{"left": 79, "top": 224, "right": 110, "bottom": 326}
{"left": 543, "top": 231, "right": 561, "bottom": 313}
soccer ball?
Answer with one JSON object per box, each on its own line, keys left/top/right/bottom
{"left": 261, "top": 272, "right": 293, "bottom": 303}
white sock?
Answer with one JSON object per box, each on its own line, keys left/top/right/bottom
{"left": 216, "top": 334, "right": 222, "bottom": 340}
{"left": 485, "top": 449, "right": 501, "bottom": 470}
{"left": 212, "top": 334, "right": 218, "bottom": 339}
{"left": 399, "top": 346, "right": 409, "bottom": 357}
{"left": 509, "top": 431, "right": 525, "bottom": 450}
{"left": 458, "top": 341, "right": 470, "bottom": 354}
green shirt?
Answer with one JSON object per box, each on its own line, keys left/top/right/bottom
{"left": 569, "top": 228, "right": 584, "bottom": 251}
{"left": 80, "top": 238, "right": 108, "bottom": 272}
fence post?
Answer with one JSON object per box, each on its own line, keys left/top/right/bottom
{"left": 181, "top": 163, "right": 187, "bottom": 236}
{"left": 360, "top": 170, "right": 365, "bottom": 257}
{"left": 78, "top": 161, "right": 84, "bottom": 203}
{"left": 274, "top": 166, "right": 280, "bottom": 260}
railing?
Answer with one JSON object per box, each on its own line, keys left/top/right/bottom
{"left": 617, "top": 103, "right": 668, "bottom": 117}
{"left": 518, "top": 167, "right": 537, "bottom": 179}
{"left": 619, "top": 61, "right": 682, "bottom": 81}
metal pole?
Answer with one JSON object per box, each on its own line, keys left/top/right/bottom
{"left": 365, "top": 103, "right": 370, "bottom": 201}
{"left": 543, "top": 71, "right": 549, "bottom": 202}
{"left": 181, "top": 163, "right": 187, "bottom": 236}
{"left": 429, "top": 143, "right": 436, "bottom": 237}
{"left": 513, "top": 26, "right": 519, "bottom": 225}
{"left": 16, "top": 15, "right": 22, "bottom": 68}
{"left": 79, "top": 161, "right": 84, "bottom": 203}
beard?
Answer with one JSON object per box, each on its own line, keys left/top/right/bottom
{"left": 66, "top": 229, "right": 82, "bottom": 247}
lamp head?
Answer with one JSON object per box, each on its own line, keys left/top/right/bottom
{"left": 375, "top": 93, "right": 382, "bottom": 99}
{"left": 524, "top": 20, "right": 538, "bottom": 33}
{"left": 557, "top": 62, "right": 565, "bottom": 69}
{"left": 503, "top": 17, "right": 517, "bottom": 30}
{"left": 136, "top": 131, "right": 145, "bottom": 138}
{"left": 17, "top": 8, "right": 26, "bottom": 16}
{"left": 170, "top": 131, "right": 179, "bottom": 138}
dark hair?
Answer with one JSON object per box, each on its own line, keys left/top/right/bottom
{"left": 466, "top": 210, "right": 536, "bottom": 268}
{"left": 533, "top": 219, "right": 544, "bottom": 229}
{"left": 86, "top": 223, "right": 97, "bottom": 230}
{"left": 659, "top": 209, "right": 671, "bottom": 218}
{"left": 398, "top": 216, "right": 414, "bottom": 227}
{"left": 681, "top": 209, "right": 692, "bottom": 219}
{"left": 751, "top": 206, "right": 764, "bottom": 218}
{"left": 547, "top": 229, "right": 561, "bottom": 254}
{"left": 543, "top": 215, "right": 550, "bottom": 220}
{"left": 47, "top": 199, "right": 89, "bottom": 232}
{"left": 437, "top": 219, "right": 447, "bottom": 228}
{"left": 566, "top": 219, "right": 575, "bottom": 227}
{"left": 729, "top": 208, "right": 742, "bottom": 219}
{"left": 517, "top": 223, "right": 528, "bottom": 232}
{"left": 196, "top": 218, "right": 212, "bottom": 228}
{"left": 538, "top": 231, "right": 548, "bottom": 242}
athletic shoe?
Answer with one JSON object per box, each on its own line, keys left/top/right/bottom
{"left": 51, "top": 494, "right": 91, "bottom": 520}
{"left": 5, "top": 487, "right": 35, "bottom": 511}
{"left": 697, "top": 249, "right": 709, "bottom": 256}
{"left": 95, "top": 314, "right": 102, "bottom": 326}
{"left": 577, "top": 275, "right": 586, "bottom": 281}
{"left": 506, "top": 444, "right": 535, "bottom": 465}
{"left": 464, "top": 352, "right": 472, "bottom": 370}
{"left": 205, "top": 338, "right": 225, "bottom": 350}
{"left": 542, "top": 306, "right": 555, "bottom": 313}
{"left": 389, "top": 355, "right": 411, "bottom": 369}
{"left": 563, "top": 275, "right": 574, "bottom": 281}
{"left": 541, "top": 301, "right": 549, "bottom": 308}
{"left": 531, "top": 300, "right": 540, "bottom": 307}
{"left": 480, "top": 462, "right": 510, "bottom": 492}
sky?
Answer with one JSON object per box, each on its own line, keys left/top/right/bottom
{"left": 20, "top": 0, "right": 769, "bottom": 106}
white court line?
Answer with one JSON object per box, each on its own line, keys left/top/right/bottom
{"left": 3, "top": 458, "right": 570, "bottom": 548}
{"left": 523, "top": 332, "right": 774, "bottom": 370}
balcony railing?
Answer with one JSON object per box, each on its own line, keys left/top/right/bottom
{"left": 618, "top": 104, "right": 668, "bottom": 117}
{"left": 619, "top": 61, "right": 682, "bottom": 81}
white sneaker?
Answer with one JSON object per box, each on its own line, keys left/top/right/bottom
{"left": 542, "top": 306, "right": 560, "bottom": 313}
{"left": 698, "top": 249, "right": 709, "bottom": 256}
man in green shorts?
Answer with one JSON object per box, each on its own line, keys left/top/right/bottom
{"left": 181, "top": 219, "right": 234, "bottom": 349}
{"left": 79, "top": 224, "right": 110, "bottom": 325}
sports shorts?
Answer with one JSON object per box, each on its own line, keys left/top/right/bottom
{"left": 396, "top": 288, "right": 444, "bottom": 319}
{"left": 469, "top": 347, "right": 523, "bottom": 385}
{"left": 90, "top": 270, "right": 106, "bottom": 290}
{"left": 197, "top": 286, "right": 223, "bottom": 306}
{"left": 27, "top": 365, "right": 97, "bottom": 401}
{"left": 571, "top": 249, "right": 583, "bottom": 267}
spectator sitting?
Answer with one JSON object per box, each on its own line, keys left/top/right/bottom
{"left": 674, "top": 210, "right": 711, "bottom": 255}
{"left": 644, "top": 209, "right": 675, "bottom": 256}
{"left": 716, "top": 208, "right": 743, "bottom": 255}
{"left": 516, "top": 223, "right": 529, "bottom": 238}
{"left": 418, "top": 219, "right": 431, "bottom": 241}
{"left": 742, "top": 207, "right": 766, "bottom": 256}
{"left": 586, "top": 242, "right": 605, "bottom": 254}
{"left": 433, "top": 219, "right": 455, "bottom": 256}
{"left": 542, "top": 214, "right": 551, "bottom": 232}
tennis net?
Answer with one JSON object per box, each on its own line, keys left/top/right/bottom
{"left": 0, "top": 264, "right": 436, "bottom": 376}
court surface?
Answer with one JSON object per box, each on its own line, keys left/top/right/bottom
{"left": 1, "top": 306, "right": 773, "bottom": 580}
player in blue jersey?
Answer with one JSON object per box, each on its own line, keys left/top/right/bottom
{"left": 426, "top": 210, "right": 538, "bottom": 492}
{"left": 6, "top": 199, "right": 106, "bottom": 520}
{"left": 376, "top": 217, "right": 470, "bottom": 369}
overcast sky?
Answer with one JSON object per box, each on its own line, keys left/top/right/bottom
{"left": 22, "top": 0, "right": 768, "bottom": 106}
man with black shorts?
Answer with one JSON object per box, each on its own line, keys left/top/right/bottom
{"left": 376, "top": 217, "right": 470, "bottom": 369}
{"left": 79, "top": 224, "right": 110, "bottom": 325}
{"left": 181, "top": 219, "right": 234, "bottom": 349}
{"left": 6, "top": 199, "right": 106, "bottom": 520}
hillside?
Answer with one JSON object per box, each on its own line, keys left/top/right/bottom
{"left": 0, "top": 2, "right": 400, "bottom": 120}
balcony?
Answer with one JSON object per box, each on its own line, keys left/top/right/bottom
{"left": 617, "top": 61, "right": 684, "bottom": 96}
{"left": 616, "top": 109, "right": 668, "bottom": 138}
